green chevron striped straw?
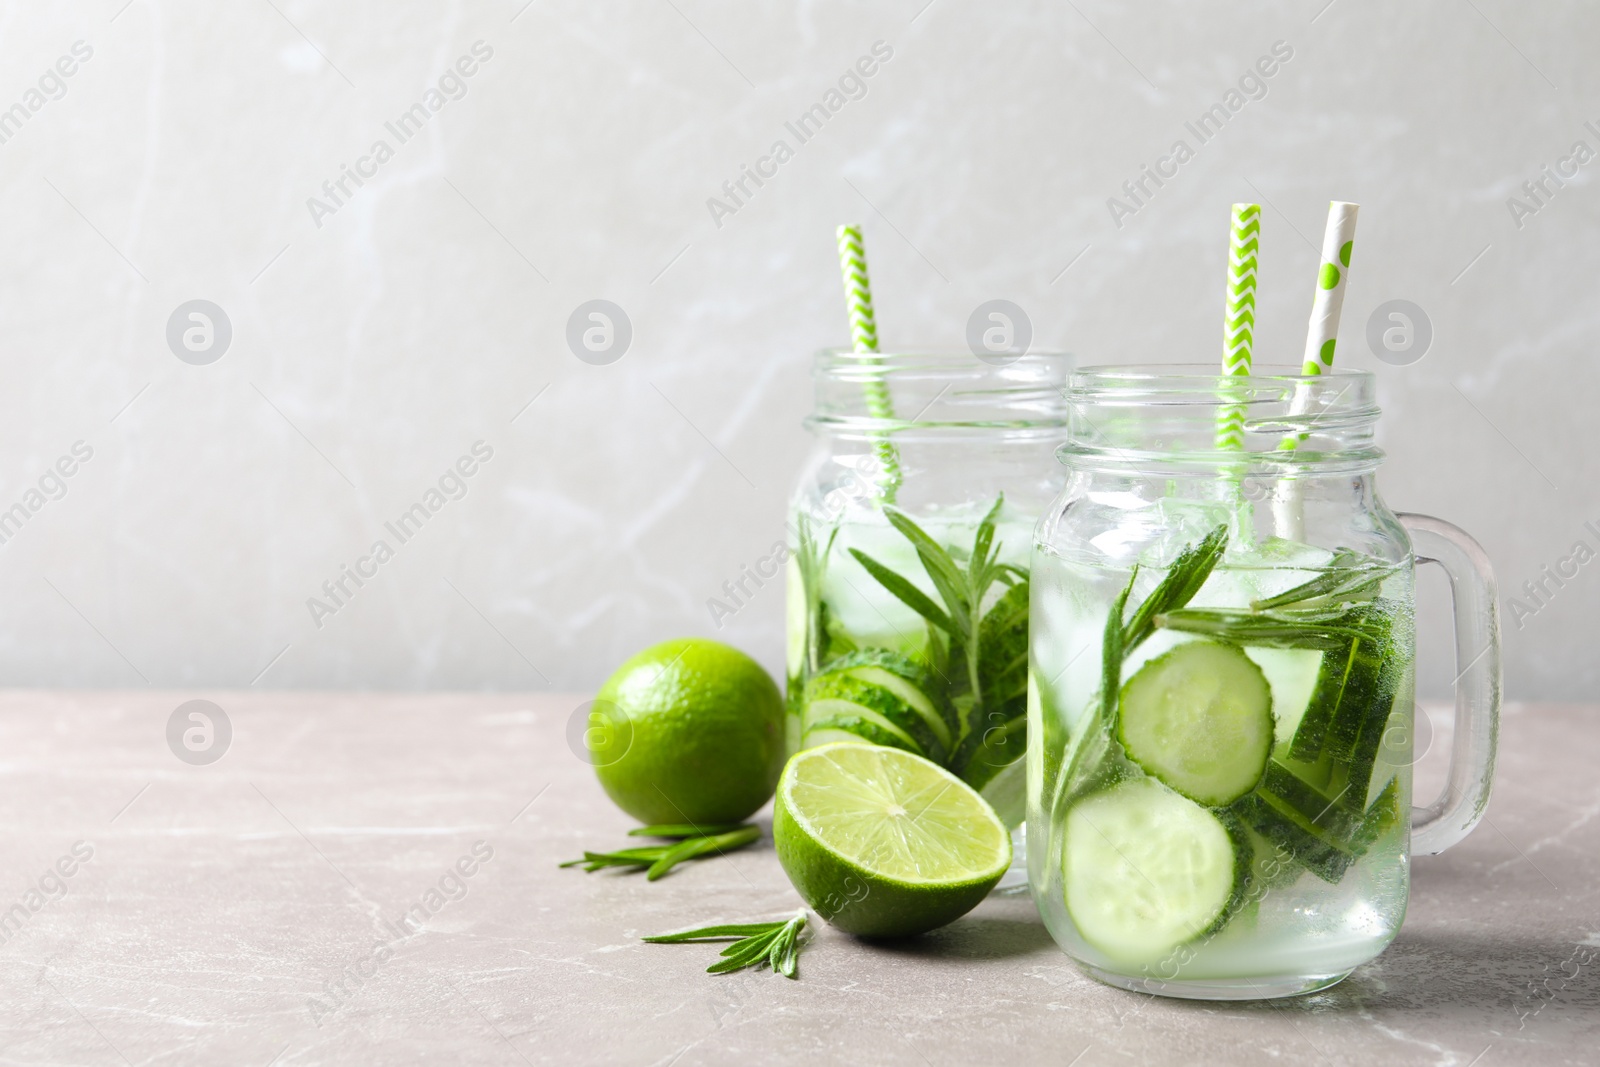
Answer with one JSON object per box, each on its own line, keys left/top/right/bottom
{"left": 1216, "top": 203, "right": 1261, "bottom": 451}
{"left": 836, "top": 224, "right": 901, "bottom": 500}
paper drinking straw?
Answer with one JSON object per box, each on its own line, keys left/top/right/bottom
{"left": 836, "top": 224, "right": 901, "bottom": 499}
{"left": 1299, "top": 201, "right": 1359, "bottom": 380}
{"left": 1215, "top": 203, "right": 1261, "bottom": 451}
{"left": 1275, "top": 201, "right": 1359, "bottom": 538}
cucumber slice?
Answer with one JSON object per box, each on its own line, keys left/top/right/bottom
{"left": 1232, "top": 792, "right": 1356, "bottom": 884}
{"left": 801, "top": 718, "right": 921, "bottom": 757}
{"left": 802, "top": 690, "right": 937, "bottom": 761}
{"left": 847, "top": 666, "right": 955, "bottom": 752}
{"left": 1258, "top": 759, "right": 1366, "bottom": 841}
{"left": 1285, "top": 601, "right": 1404, "bottom": 804}
{"left": 1116, "top": 640, "right": 1274, "bottom": 806}
{"left": 1233, "top": 768, "right": 1404, "bottom": 886}
{"left": 801, "top": 651, "right": 954, "bottom": 763}
{"left": 1064, "top": 777, "right": 1242, "bottom": 963}
{"left": 1245, "top": 646, "right": 1322, "bottom": 748}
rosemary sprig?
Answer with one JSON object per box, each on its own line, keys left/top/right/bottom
{"left": 1120, "top": 523, "right": 1229, "bottom": 653}
{"left": 644, "top": 912, "right": 808, "bottom": 978}
{"left": 1155, "top": 606, "right": 1372, "bottom": 650}
{"left": 848, "top": 494, "right": 1020, "bottom": 742}
{"left": 560, "top": 825, "right": 759, "bottom": 881}
{"left": 1251, "top": 549, "right": 1394, "bottom": 610}
{"left": 628, "top": 823, "right": 748, "bottom": 838}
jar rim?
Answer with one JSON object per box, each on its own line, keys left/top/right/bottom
{"left": 808, "top": 348, "right": 1072, "bottom": 434}
{"left": 1060, "top": 362, "right": 1384, "bottom": 475}
{"left": 1070, "top": 362, "right": 1376, "bottom": 391}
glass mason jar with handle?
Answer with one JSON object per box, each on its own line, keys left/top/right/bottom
{"left": 1029, "top": 365, "right": 1500, "bottom": 999}
{"left": 787, "top": 349, "right": 1070, "bottom": 834}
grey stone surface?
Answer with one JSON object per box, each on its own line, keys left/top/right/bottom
{"left": 0, "top": 693, "right": 1593, "bottom": 1065}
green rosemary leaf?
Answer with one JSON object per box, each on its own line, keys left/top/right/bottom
{"left": 971, "top": 492, "right": 1006, "bottom": 573}
{"left": 849, "top": 548, "right": 956, "bottom": 634}
{"left": 645, "top": 913, "right": 808, "bottom": 979}
{"left": 564, "top": 845, "right": 671, "bottom": 870}
{"left": 645, "top": 826, "right": 761, "bottom": 881}
{"left": 883, "top": 506, "right": 972, "bottom": 638}
{"left": 707, "top": 938, "right": 777, "bottom": 973}
{"left": 1251, "top": 549, "right": 1375, "bottom": 609}
{"left": 564, "top": 826, "right": 758, "bottom": 879}
{"left": 628, "top": 822, "right": 750, "bottom": 839}
{"left": 766, "top": 932, "right": 789, "bottom": 973}
{"left": 715, "top": 929, "right": 783, "bottom": 965}
{"left": 1121, "top": 523, "right": 1229, "bottom": 652}
{"left": 1155, "top": 607, "right": 1373, "bottom": 650}
{"left": 719, "top": 930, "right": 779, "bottom": 958}
{"left": 1100, "top": 566, "right": 1135, "bottom": 724}
{"left": 642, "top": 921, "right": 785, "bottom": 943}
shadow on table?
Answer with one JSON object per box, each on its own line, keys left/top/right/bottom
{"left": 866, "top": 917, "right": 1058, "bottom": 962}
{"left": 1245, "top": 930, "right": 1600, "bottom": 1022}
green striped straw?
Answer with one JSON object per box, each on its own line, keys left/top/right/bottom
{"left": 836, "top": 224, "right": 901, "bottom": 500}
{"left": 1215, "top": 203, "right": 1261, "bottom": 451}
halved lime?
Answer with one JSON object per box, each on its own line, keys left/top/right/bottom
{"left": 773, "top": 742, "right": 1011, "bottom": 938}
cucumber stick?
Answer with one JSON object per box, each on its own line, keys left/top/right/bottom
{"left": 1064, "top": 777, "right": 1244, "bottom": 963}
{"left": 1116, "top": 639, "right": 1274, "bottom": 806}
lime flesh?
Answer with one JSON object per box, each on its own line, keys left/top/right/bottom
{"left": 773, "top": 742, "right": 1010, "bottom": 938}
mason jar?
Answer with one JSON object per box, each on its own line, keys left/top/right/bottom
{"left": 786, "top": 349, "right": 1071, "bottom": 832}
{"left": 1029, "top": 365, "right": 1500, "bottom": 999}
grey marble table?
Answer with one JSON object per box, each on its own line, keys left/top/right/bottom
{"left": 0, "top": 692, "right": 1593, "bottom": 1066}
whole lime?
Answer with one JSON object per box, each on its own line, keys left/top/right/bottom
{"left": 591, "top": 638, "right": 785, "bottom": 825}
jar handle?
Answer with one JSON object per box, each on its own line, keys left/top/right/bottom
{"left": 1398, "top": 513, "right": 1502, "bottom": 856}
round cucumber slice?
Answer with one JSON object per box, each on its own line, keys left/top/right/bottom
{"left": 801, "top": 651, "right": 954, "bottom": 764}
{"left": 1116, "top": 639, "right": 1273, "bottom": 806}
{"left": 1064, "top": 777, "right": 1239, "bottom": 963}
{"left": 801, "top": 719, "right": 922, "bottom": 757}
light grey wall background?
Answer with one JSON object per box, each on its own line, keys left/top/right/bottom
{"left": 0, "top": 1, "right": 1592, "bottom": 699}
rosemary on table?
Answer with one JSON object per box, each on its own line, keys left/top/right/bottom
{"left": 643, "top": 912, "right": 808, "bottom": 978}
{"left": 559, "top": 825, "right": 759, "bottom": 881}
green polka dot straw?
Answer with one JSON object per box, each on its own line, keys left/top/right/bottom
{"left": 1275, "top": 201, "right": 1359, "bottom": 539}
{"left": 1301, "top": 201, "right": 1359, "bottom": 377}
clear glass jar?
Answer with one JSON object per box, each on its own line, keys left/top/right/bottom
{"left": 786, "top": 349, "right": 1071, "bottom": 829}
{"left": 1029, "top": 365, "right": 1500, "bottom": 999}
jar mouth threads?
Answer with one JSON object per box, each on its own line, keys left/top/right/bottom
{"left": 1060, "top": 364, "right": 1384, "bottom": 475}
{"left": 808, "top": 349, "right": 1072, "bottom": 434}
